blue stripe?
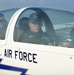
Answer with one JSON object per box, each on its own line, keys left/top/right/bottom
{"left": 0, "top": 64, "right": 28, "bottom": 75}
{"left": 0, "top": 58, "right": 28, "bottom": 75}
{"left": 0, "top": 58, "right": 2, "bottom": 62}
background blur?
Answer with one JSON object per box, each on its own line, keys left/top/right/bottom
{"left": 0, "top": 0, "right": 74, "bottom": 12}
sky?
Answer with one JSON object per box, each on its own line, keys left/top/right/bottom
{"left": 0, "top": 0, "right": 74, "bottom": 12}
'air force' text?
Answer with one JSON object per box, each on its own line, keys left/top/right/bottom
{"left": 4, "top": 49, "right": 37, "bottom": 64}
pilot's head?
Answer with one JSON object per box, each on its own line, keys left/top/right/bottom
{"left": 29, "top": 12, "right": 42, "bottom": 32}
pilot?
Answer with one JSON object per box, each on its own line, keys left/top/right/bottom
{"left": 0, "top": 13, "right": 8, "bottom": 39}
{"left": 21, "top": 12, "right": 55, "bottom": 45}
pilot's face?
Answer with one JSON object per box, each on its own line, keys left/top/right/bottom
{"left": 29, "top": 22, "right": 42, "bottom": 32}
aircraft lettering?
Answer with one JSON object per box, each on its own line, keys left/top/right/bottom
{"left": 4, "top": 49, "right": 37, "bottom": 64}
{"left": 15, "top": 50, "right": 37, "bottom": 63}
{"left": 4, "top": 49, "right": 12, "bottom": 58}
